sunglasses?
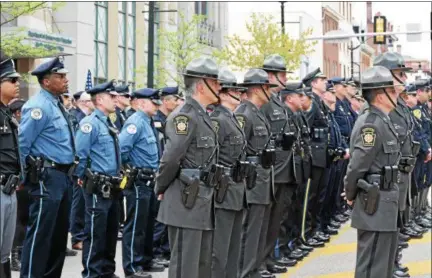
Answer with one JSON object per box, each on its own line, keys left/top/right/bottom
{"left": 1, "top": 77, "right": 19, "bottom": 84}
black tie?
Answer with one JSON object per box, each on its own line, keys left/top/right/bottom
{"left": 58, "top": 99, "right": 76, "bottom": 154}
{"left": 106, "top": 118, "right": 121, "bottom": 172}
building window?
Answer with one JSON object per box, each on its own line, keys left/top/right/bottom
{"left": 118, "top": 2, "right": 127, "bottom": 84}
{"left": 94, "top": 1, "right": 108, "bottom": 84}
{"left": 127, "top": 2, "right": 136, "bottom": 87}
{"left": 195, "top": 1, "right": 208, "bottom": 16}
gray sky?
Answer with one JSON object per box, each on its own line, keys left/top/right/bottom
{"left": 228, "top": 1, "right": 432, "bottom": 60}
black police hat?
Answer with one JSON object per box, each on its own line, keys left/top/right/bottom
{"left": 31, "top": 56, "right": 68, "bottom": 77}
{"left": 403, "top": 83, "right": 417, "bottom": 95}
{"left": 160, "top": 86, "right": 180, "bottom": 98}
{"left": 183, "top": 57, "right": 219, "bottom": 80}
{"left": 373, "top": 52, "right": 412, "bottom": 72}
{"left": 131, "top": 88, "right": 162, "bottom": 105}
{"left": 413, "top": 79, "right": 430, "bottom": 91}
{"left": 239, "top": 68, "right": 278, "bottom": 87}
{"left": 262, "top": 54, "right": 293, "bottom": 73}
{"left": 87, "top": 80, "right": 118, "bottom": 96}
{"left": 115, "top": 84, "right": 130, "bottom": 96}
{"left": 0, "top": 51, "right": 21, "bottom": 79}
{"left": 303, "top": 86, "right": 313, "bottom": 97}
{"left": 280, "top": 82, "right": 304, "bottom": 96}
{"left": 302, "top": 67, "right": 327, "bottom": 87}
{"left": 326, "top": 82, "right": 336, "bottom": 93}
{"left": 73, "top": 91, "right": 85, "bottom": 101}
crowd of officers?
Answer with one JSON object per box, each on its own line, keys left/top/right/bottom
{"left": 0, "top": 48, "right": 431, "bottom": 278}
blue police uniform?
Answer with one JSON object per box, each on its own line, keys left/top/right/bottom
{"left": 74, "top": 80, "right": 122, "bottom": 278}
{"left": 112, "top": 84, "right": 130, "bottom": 130}
{"left": 119, "top": 88, "right": 162, "bottom": 276}
{"left": 18, "top": 57, "right": 76, "bottom": 278}
{"left": 152, "top": 87, "right": 180, "bottom": 260}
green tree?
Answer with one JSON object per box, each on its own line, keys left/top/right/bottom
{"left": 136, "top": 12, "right": 208, "bottom": 89}
{"left": 213, "top": 13, "right": 317, "bottom": 72}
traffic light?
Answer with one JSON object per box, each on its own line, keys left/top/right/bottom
{"left": 374, "top": 16, "right": 387, "bottom": 44}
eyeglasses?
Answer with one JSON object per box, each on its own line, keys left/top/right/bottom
{"left": 1, "top": 77, "right": 19, "bottom": 84}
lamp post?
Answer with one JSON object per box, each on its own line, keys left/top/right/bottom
{"left": 143, "top": 4, "right": 177, "bottom": 88}
{"left": 280, "top": 1, "right": 286, "bottom": 34}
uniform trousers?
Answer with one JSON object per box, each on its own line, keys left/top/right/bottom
{"left": 319, "top": 161, "right": 339, "bottom": 230}
{"left": 20, "top": 168, "right": 72, "bottom": 278}
{"left": 82, "top": 191, "right": 120, "bottom": 278}
{"left": 334, "top": 159, "right": 349, "bottom": 215}
{"left": 167, "top": 226, "right": 213, "bottom": 278}
{"left": 211, "top": 208, "right": 243, "bottom": 278}
{"left": 278, "top": 184, "right": 298, "bottom": 254}
{"left": 122, "top": 182, "right": 157, "bottom": 275}
{"left": 311, "top": 167, "right": 331, "bottom": 234}
{"left": 0, "top": 190, "right": 17, "bottom": 263}
{"left": 70, "top": 180, "right": 86, "bottom": 245}
{"left": 13, "top": 189, "right": 29, "bottom": 249}
{"left": 307, "top": 166, "right": 327, "bottom": 237}
{"left": 355, "top": 229, "right": 398, "bottom": 278}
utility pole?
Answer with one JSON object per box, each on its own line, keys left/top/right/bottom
{"left": 280, "top": 1, "right": 286, "bottom": 34}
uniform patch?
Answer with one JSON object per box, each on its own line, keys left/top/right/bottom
{"left": 413, "top": 109, "right": 422, "bottom": 119}
{"left": 80, "top": 123, "right": 92, "bottom": 134}
{"left": 109, "top": 113, "right": 117, "bottom": 123}
{"left": 212, "top": 120, "right": 219, "bottom": 133}
{"left": 174, "top": 115, "right": 189, "bottom": 135}
{"left": 361, "top": 127, "right": 376, "bottom": 147}
{"left": 126, "top": 124, "right": 137, "bottom": 134}
{"left": 30, "top": 108, "right": 42, "bottom": 120}
{"left": 236, "top": 115, "right": 245, "bottom": 129}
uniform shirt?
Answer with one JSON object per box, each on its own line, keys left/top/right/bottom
{"left": 19, "top": 88, "right": 75, "bottom": 165}
{"left": 334, "top": 98, "right": 352, "bottom": 139}
{"left": 75, "top": 108, "right": 120, "bottom": 178}
{"left": 413, "top": 103, "right": 431, "bottom": 154}
{"left": 0, "top": 102, "right": 21, "bottom": 175}
{"left": 328, "top": 111, "right": 346, "bottom": 151}
{"left": 343, "top": 98, "right": 357, "bottom": 123}
{"left": 119, "top": 110, "right": 159, "bottom": 169}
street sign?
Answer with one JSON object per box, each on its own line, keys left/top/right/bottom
{"left": 406, "top": 23, "right": 422, "bottom": 42}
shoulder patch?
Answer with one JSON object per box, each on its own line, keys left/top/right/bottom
{"left": 212, "top": 120, "right": 219, "bottom": 133}
{"left": 30, "top": 108, "right": 43, "bottom": 120}
{"left": 80, "top": 123, "right": 93, "bottom": 134}
{"left": 109, "top": 113, "right": 117, "bottom": 123}
{"left": 126, "top": 124, "right": 137, "bottom": 134}
{"left": 361, "top": 127, "right": 376, "bottom": 147}
{"left": 236, "top": 115, "right": 245, "bottom": 129}
{"left": 174, "top": 115, "right": 189, "bottom": 135}
{"left": 413, "top": 109, "right": 422, "bottom": 119}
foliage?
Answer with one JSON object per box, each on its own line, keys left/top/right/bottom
{"left": 212, "top": 13, "right": 317, "bottom": 72}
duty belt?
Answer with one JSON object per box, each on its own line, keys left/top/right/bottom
{"left": 0, "top": 174, "right": 20, "bottom": 195}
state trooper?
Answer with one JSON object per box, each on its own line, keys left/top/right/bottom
{"left": 0, "top": 54, "right": 22, "bottom": 278}
{"left": 344, "top": 66, "right": 402, "bottom": 278}
{"left": 70, "top": 91, "right": 94, "bottom": 251}
{"left": 301, "top": 68, "right": 332, "bottom": 246}
{"left": 209, "top": 68, "right": 247, "bottom": 278}
{"left": 234, "top": 68, "right": 276, "bottom": 278}
{"left": 18, "top": 56, "right": 76, "bottom": 278}
{"left": 153, "top": 86, "right": 180, "bottom": 266}
{"left": 155, "top": 57, "right": 220, "bottom": 278}
{"left": 260, "top": 54, "right": 298, "bottom": 274}
{"left": 119, "top": 88, "right": 164, "bottom": 278}
{"left": 74, "top": 80, "right": 122, "bottom": 278}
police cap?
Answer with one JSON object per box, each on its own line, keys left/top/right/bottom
{"left": 87, "top": 80, "right": 118, "bottom": 96}
{"left": 160, "top": 86, "right": 179, "bottom": 98}
{"left": 326, "top": 82, "right": 336, "bottom": 93}
{"left": 280, "top": 82, "right": 304, "bottom": 96}
{"left": 239, "top": 68, "right": 278, "bottom": 87}
{"left": 302, "top": 67, "right": 327, "bottom": 87}
{"left": 183, "top": 56, "right": 219, "bottom": 80}
{"left": 31, "top": 56, "right": 68, "bottom": 77}
{"left": 115, "top": 84, "right": 131, "bottom": 96}
{"left": 262, "top": 54, "right": 292, "bottom": 73}
{"left": 0, "top": 52, "right": 21, "bottom": 80}
{"left": 73, "top": 91, "right": 85, "bottom": 101}
{"left": 329, "top": 77, "right": 346, "bottom": 86}
{"left": 131, "top": 88, "right": 162, "bottom": 105}
{"left": 413, "top": 79, "right": 430, "bottom": 91}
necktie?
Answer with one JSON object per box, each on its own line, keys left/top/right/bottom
{"left": 150, "top": 118, "right": 161, "bottom": 159}
{"left": 106, "top": 118, "right": 121, "bottom": 172}
{"left": 58, "top": 99, "right": 76, "bottom": 154}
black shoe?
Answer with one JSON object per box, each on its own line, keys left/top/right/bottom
{"left": 416, "top": 218, "right": 432, "bottom": 228}
{"left": 288, "top": 250, "right": 304, "bottom": 260}
{"left": 329, "top": 220, "right": 342, "bottom": 228}
{"left": 313, "top": 233, "right": 329, "bottom": 243}
{"left": 11, "top": 246, "right": 21, "bottom": 271}
{"left": 324, "top": 227, "right": 339, "bottom": 235}
{"left": 298, "top": 243, "right": 314, "bottom": 251}
{"left": 401, "top": 228, "right": 423, "bottom": 239}
{"left": 106, "top": 275, "right": 121, "bottom": 278}
{"left": 260, "top": 270, "right": 276, "bottom": 278}
{"left": 154, "top": 257, "right": 169, "bottom": 268}
{"left": 65, "top": 247, "right": 77, "bottom": 256}
{"left": 393, "top": 269, "right": 410, "bottom": 277}
{"left": 410, "top": 223, "right": 427, "bottom": 234}
{"left": 334, "top": 214, "right": 348, "bottom": 222}
{"left": 267, "top": 264, "right": 287, "bottom": 274}
{"left": 305, "top": 238, "right": 325, "bottom": 247}
{"left": 398, "top": 241, "right": 408, "bottom": 249}
{"left": 275, "top": 256, "right": 297, "bottom": 267}
{"left": 143, "top": 262, "right": 165, "bottom": 272}
{"left": 343, "top": 210, "right": 352, "bottom": 217}
{"left": 1, "top": 259, "right": 11, "bottom": 278}
{"left": 395, "top": 263, "right": 409, "bottom": 273}
{"left": 126, "top": 271, "right": 152, "bottom": 278}
{"left": 398, "top": 233, "right": 410, "bottom": 242}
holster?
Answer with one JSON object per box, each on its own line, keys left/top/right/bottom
{"left": 357, "top": 178, "right": 380, "bottom": 215}
{"left": 67, "top": 156, "right": 80, "bottom": 178}
{"left": 261, "top": 148, "right": 276, "bottom": 169}
{"left": 123, "top": 166, "right": 139, "bottom": 189}
{"left": 245, "top": 156, "right": 258, "bottom": 189}
{"left": 179, "top": 169, "right": 200, "bottom": 209}
{"left": 83, "top": 168, "right": 99, "bottom": 195}
{"left": 398, "top": 156, "right": 416, "bottom": 173}
{"left": 207, "top": 164, "right": 224, "bottom": 187}
{"left": 232, "top": 160, "right": 247, "bottom": 183}
{"left": 26, "top": 156, "right": 44, "bottom": 184}
{"left": 382, "top": 166, "right": 399, "bottom": 189}
{"left": 281, "top": 132, "right": 296, "bottom": 151}
{"left": 411, "top": 141, "right": 420, "bottom": 156}
{"left": 215, "top": 173, "right": 230, "bottom": 204}
{"left": 1, "top": 174, "right": 20, "bottom": 195}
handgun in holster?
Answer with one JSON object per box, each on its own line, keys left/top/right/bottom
{"left": 215, "top": 174, "right": 230, "bottom": 204}
{"left": 382, "top": 166, "right": 394, "bottom": 190}
{"left": 232, "top": 160, "right": 247, "bottom": 183}
{"left": 67, "top": 156, "right": 80, "bottom": 178}
{"left": 245, "top": 156, "right": 259, "bottom": 189}
{"left": 26, "top": 156, "right": 44, "bottom": 184}
{"left": 261, "top": 148, "right": 276, "bottom": 169}
{"left": 357, "top": 178, "right": 380, "bottom": 215}
{"left": 411, "top": 141, "right": 420, "bottom": 156}
{"left": 84, "top": 168, "right": 99, "bottom": 195}
{"left": 281, "top": 131, "right": 296, "bottom": 151}
{"left": 179, "top": 169, "right": 200, "bottom": 209}
{"left": 123, "top": 165, "right": 139, "bottom": 189}
{"left": 207, "top": 164, "right": 224, "bottom": 187}
{"left": 1, "top": 174, "right": 20, "bottom": 195}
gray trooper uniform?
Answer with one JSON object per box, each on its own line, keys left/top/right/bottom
{"left": 155, "top": 57, "right": 219, "bottom": 278}
{"left": 344, "top": 66, "right": 402, "bottom": 278}
{"left": 235, "top": 69, "right": 277, "bottom": 278}
{"left": 0, "top": 56, "right": 22, "bottom": 278}
{"left": 210, "top": 68, "right": 247, "bottom": 278}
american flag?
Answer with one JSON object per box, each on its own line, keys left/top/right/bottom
{"left": 85, "top": 69, "right": 93, "bottom": 90}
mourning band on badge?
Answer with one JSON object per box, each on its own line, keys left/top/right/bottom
{"left": 236, "top": 115, "right": 245, "bottom": 129}
{"left": 212, "top": 120, "right": 220, "bottom": 133}
{"left": 30, "top": 108, "right": 43, "bottom": 120}
{"left": 81, "top": 123, "right": 92, "bottom": 133}
{"left": 413, "top": 109, "right": 422, "bottom": 119}
{"left": 174, "top": 115, "right": 189, "bottom": 135}
{"left": 361, "top": 127, "right": 376, "bottom": 147}
{"left": 126, "top": 124, "right": 137, "bottom": 134}
{"left": 109, "top": 113, "right": 117, "bottom": 123}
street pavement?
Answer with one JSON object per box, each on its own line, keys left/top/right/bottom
{"left": 11, "top": 220, "right": 431, "bottom": 278}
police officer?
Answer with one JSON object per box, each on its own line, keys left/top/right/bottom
{"left": 260, "top": 54, "right": 298, "bottom": 273}
{"left": 234, "top": 69, "right": 276, "bottom": 278}
{"left": 344, "top": 66, "right": 402, "bottom": 278}
{"left": 119, "top": 88, "right": 163, "bottom": 278}
{"left": 209, "top": 68, "right": 247, "bottom": 278}
{"left": 0, "top": 54, "right": 22, "bottom": 278}
{"left": 301, "top": 68, "right": 331, "bottom": 246}
{"left": 111, "top": 84, "right": 131, "bottom": 130}
{"left": 75, "top": 80, "right": 122, "bottom": 278}
{"left": 70, "top": 91, "right": 94, "bottom": 251}
{"left": 19, "top": 56, "right": 76, "bottom": 278}
{"left": 155, "top": 57, "right": 220, "bottom": 278}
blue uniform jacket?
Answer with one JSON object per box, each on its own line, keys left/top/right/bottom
{"left": 412, "top": 104, "right": 431, "bottom": 154}
{"left": 334, "top": 98, "right": 352, "bottom": 139}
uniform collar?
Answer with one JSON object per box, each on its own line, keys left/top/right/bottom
{"left": 243, "top": 99, "right": 259, "bottom": 111}
{"left": 40, "top": 88, "right": 59, "bottom": 104}
{"left": 369, "top": 105, "right": 390, "bottom": 120}
{"left": 136, "top": 110, "right": 151, "bottom": 123}
{"left": 94, "top": 108, "right": 107, "bottom": 120}
{"left": 156, "top": 110, "right": 167, "bottom": 121}
{"left": 187, "top": 97, "right": 207, "bottom": 115}
{"left": 216, "top": 104, "right": 234, "bottom": 116}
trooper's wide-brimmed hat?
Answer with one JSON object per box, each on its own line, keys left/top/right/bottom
{"left": 218, "top": 68, "right": 247, "bottom": 91}
{"left": 361, "top": 66, "right": 404, "bottom": 90}
{"left": 373, "top": 52, "right": 412, "bottom": 72}
{"left": 302, "top": 67, "right": 327, "bottom": 87}
{"left": 262, "top": 54, "right": 293, "bottom": 73}
{"left": 183, "top": 57, "right": 219, "bottom": 80}
{"left": 239, "top": 68, "right": 278, "bottom": 87}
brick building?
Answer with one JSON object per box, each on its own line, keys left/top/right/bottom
{"left": 322, "top": 6, "right": 340, "bottom": 77}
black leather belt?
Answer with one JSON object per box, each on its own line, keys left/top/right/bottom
{"left": 44, "top": 160, "right": 74, "bottom": 174}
